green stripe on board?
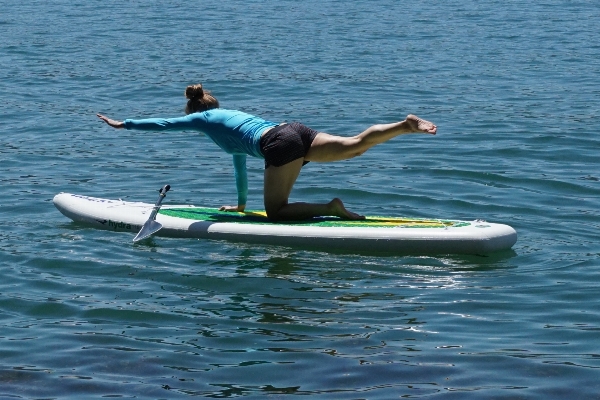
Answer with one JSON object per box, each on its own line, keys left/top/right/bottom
{"left": 159, "top": 207, "right": 470, "bottom": 228}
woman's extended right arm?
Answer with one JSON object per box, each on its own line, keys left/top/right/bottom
{"left": 97, "top": 114, "right": 124, "bottom": 129}
{"left": 97, "top": 114, "right": 200, "bottom": 131}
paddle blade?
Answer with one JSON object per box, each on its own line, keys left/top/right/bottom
{"left": 133, "top": 220, "right": 163, "bottom": 242}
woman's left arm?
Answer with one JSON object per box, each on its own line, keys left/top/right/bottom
{"left": 219, "top": 154, "right": 247, "bottom": 212}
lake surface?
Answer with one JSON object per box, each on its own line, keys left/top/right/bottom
{"left": 1, "top": 0, "right": 599, "bottom": 398}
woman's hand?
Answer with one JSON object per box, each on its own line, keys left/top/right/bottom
{"left": 219, "top": 205, "right": 246, "bottom": 212}
{"left": 97, "top": 113, "right": 124, "bottom": 129}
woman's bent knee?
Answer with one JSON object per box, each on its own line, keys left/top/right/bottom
{"left": 264, "top": 199, "right": 285, "bottom": 221}
{"left": 265, "top": 207, "right": 281, "bottom": 221}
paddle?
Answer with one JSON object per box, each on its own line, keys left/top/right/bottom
{"left": 133, "top": 185, "right": 170, "bottom": 242}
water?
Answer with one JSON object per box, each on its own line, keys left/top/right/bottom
{"left": 1, "top": 0, "right": 599, "bottom": 398}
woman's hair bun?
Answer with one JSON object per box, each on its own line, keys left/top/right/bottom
{"left": 185, "top": 84, "right": 204, "bottom": 101}
{"left": 184, "top": 83, "right": 219, "bottom": 114}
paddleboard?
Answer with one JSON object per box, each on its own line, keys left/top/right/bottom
{"left": 53, "top": 193, "right": 517, "bottom": 255}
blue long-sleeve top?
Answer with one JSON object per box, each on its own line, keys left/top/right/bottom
{"left": 123, "top": 109, "right": 277, "bottom": 206}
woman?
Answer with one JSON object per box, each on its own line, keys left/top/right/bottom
{"left": 97, "top": 84, "right": 437, "bottom": 221}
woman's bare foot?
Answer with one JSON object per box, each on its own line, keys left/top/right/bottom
{"left": 406, "top": 114, "right": 437, "bottom": 134}
{"left": 328, "top": 198, "right": 365, "bottom": 220}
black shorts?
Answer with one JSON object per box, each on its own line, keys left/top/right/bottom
{"left": 259, "top": 122, "right": 319, "bottom": 168}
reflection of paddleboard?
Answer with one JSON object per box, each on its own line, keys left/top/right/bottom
{"left": 53, "top": 193, "right": 517, "bottom": 255}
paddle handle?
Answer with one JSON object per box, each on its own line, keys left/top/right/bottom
{"left": 155, "top": 185, "right": 170, "bottom": 206}
{"left": 159, "top": 185, "right": 171, "bottom": 196}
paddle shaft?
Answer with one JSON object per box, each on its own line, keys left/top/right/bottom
{"left": 148, "top": 184, "right": 170, "bottom": 221}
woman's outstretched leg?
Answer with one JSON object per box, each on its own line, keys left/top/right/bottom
{"left": 305, "top": 114, "right": 436, "bottom": 162}
{"left": 262, "top": 114, "right": 436, "bottom": 221}
{"left": 263, "top": 158, "right": 363, "bottom": 221}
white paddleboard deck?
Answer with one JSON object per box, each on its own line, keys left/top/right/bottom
{"left": 53, "top": 193, "right": 517, "bottom": 255}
